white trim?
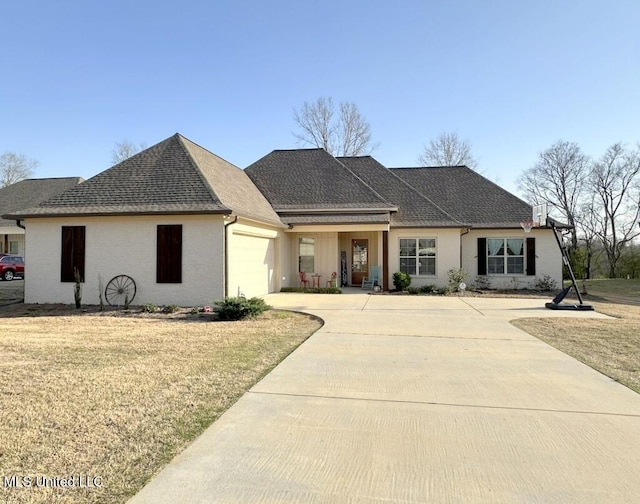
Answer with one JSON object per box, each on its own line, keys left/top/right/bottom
{"left": 288, "top": 223, "right": 390, "bottom": 233}
{"left": 398, "top": 236, "right": 438, "bottom": 277}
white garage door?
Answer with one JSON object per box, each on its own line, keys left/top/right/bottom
{"left": 233, "top": 234, "right": 275, "bottom": 297}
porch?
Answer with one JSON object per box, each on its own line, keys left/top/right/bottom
{"left": 287, "top": 229, "right": 388, "bottom": 290}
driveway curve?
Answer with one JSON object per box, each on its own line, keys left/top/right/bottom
{"left": 130, "top": 294, "right": 640, "bottom": 504}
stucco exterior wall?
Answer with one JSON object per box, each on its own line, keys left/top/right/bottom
{"left": 388, "top": 228, "right": 462, "bottom": 289}
{"left": 23, "top": 215, "right": 225, "bottom": 306}
{"left": 461, "top": 228, "right": 562, "bottom": 290}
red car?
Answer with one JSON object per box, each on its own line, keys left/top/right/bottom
{"left": 0, "top": 255, "right": 24, "bottom": 281}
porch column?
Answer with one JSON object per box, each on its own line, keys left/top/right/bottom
{"left": 381, "top": 231, "right": 388, "bottom": 291}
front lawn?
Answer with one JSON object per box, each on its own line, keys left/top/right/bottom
{"left": 0, "top": 306, "right": 321, "bottom": 503}
{"left": 512, "top": 286, "right": 640, "bottom": 395}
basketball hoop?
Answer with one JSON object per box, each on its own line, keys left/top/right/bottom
{"left": 520, "top": 220, "right": 535, "bottom": 233}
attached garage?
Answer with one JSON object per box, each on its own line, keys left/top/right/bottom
{"left": 228, "top": 226, "right": 278, "bottom": 298}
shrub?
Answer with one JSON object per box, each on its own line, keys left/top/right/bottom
{"left": 407, "top": 286, "right": 420, "bottom": 295}
{"left": 435, "top": 286, "right": 451, "bottom": 295}
{"left": 215, "top": 297, "right": 271, "bottom": 321}
{"left": 73, "top": 268, "right": 82, "bottom": 309}
{"left": 473, "top": 275, "right": 491, "bottom": 290}
{"left": 447, "top": 268, "right": 468, "bottom": 291}
{"left": 161, "top": 304, "right": 180, "bottom": 314}
{"left": 392, "top": 271, "right": 411, "bottom": 291}
{"left": 142, "top": 303, "right": 158, "bottom": 313}
{"left": 419, "top": 284, "right": 437, "bottom": 294}
{"left": 534, "top": 274, "right": 558, "bottom": 291}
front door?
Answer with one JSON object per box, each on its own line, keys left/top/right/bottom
{"left": 351, "top": 239, "right": 368, "bottom": 286}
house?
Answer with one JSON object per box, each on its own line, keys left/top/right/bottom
{"left": 0, "top": 177, "right": 83, "bottom": 256}
{"left": 3, "top": 134, "right": 286, "bottom": 305}
{"left": 2, "top": 133, "right": 561, "bottom": 306}
{"left": 246, "top": 150, "right": 560, "bottom": 291}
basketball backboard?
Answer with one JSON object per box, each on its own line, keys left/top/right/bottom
{"left": 532, "top": 203, "right": 548, "bottom": 226}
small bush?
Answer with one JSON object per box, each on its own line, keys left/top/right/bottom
{"left": 215, "top": 297, "right": 271, "bottom": 321}
{"left": 447, "top": 268, "right": 468, "bottom": 291}
{"left": 392, "top": 271, "right": 411, "bottom": 291}
{"left": 407, "top": 286, "right": 420, "bottom": 295}
{"left": 534, "top": 274, "right": 558, "bottom": 291}
{"left": 473, "top": 275, "right": 491, "bottom": 290}
{"left": 161, "top": 304, "right": 180, "bottom": 314}
{"left": 435, "top": 286, "right": 451, "bottom": 295}
{"left": 142, "top": 303, "right": 158, "bottom": 313}
{"left": 420, "top": 284, "right": 437, "bottom": 294}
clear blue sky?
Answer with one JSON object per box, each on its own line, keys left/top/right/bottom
{"left": 2, "top": 0, "right": 639, "bottom": 195}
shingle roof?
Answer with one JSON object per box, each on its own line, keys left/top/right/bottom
{"left": 245, "top": 149, "right": 396, "bottom": 211}
{"left": 337, "top": 156, "right": 463, "bottom": 227}
{"left": 0, "top": 177, "right": 83, "bottom": 227}
{"left": 4, "top": 134, "right": 284, "bottom": 227}
{"left": 390, "top": 166, "right": 532, "bottom": 228}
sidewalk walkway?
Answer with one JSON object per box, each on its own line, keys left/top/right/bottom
{"left": 129, "top": 294, "right": 640, "bottom": 503}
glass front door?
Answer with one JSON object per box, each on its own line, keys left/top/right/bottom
{"left": 351, "top": 239, "right": 368, "bottom": 286}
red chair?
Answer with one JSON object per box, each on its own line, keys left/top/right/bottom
{"left": 299, "top": 271, "right": 310, "bottom": 288}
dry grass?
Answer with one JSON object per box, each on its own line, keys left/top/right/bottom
{"left": 0, "top": 306, "right": 321, "bottom": 503}
{"left": 512, "top": 285, "right": 640, "bottom": 395}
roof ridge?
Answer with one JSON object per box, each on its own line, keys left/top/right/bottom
{"left": 176, "top": 135, "right": 232, "bottom": 212}
{"left": 391, "top": 165, "right": 469, "bottom": 170}
{"left": 18, "top": 176, "right": 84, "bottom": 182}
{"left": 333, "top": 157, "right": 397, "bottom": 210}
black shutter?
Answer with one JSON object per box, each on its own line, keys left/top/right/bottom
{"left": 526, "top": 237, "right": 536, "bottom": 276}
{"left": 61, "top": 226, "right": 85, "bottom": 282}
{"left": 157, "top": 225, "right": 182, "bottom": 283}
{"left": 477, "top": 238, "right": 487, "bottom": 275}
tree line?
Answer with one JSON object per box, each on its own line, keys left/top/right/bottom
{"left": 519, "top": 141, "right": 640, "bottom": 279}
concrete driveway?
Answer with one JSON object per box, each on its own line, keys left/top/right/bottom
{"left": 130, "top": 294, "right": 640, "bottom": 504}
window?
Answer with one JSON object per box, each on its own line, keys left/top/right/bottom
{"left": 157, "top": 225, "right": 182, "bottom": 283}
{"left": 9, "top": 241, "right": 19, "bottom": 255}
{"left": 61, "top": 226, "right": 85, "bottom": 282}
{"left": 399, "top": 238, "right": 436, "bottom": 276}
{"left": 487, "top": 238, "right": 524, "bottom": 274}
{"left": 298, "top": 237, "right": 315, "bottom": 273}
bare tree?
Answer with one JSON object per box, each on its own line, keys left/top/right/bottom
{"left": 576, "top": 194, "right": 603, "bottom": 279}
{"left": 518, "top": 140, "right": 590, "bottom": 252}
{"left": 589, "top": 143, "right": 640, "bottom": 278}
{"left": 292, "top": 97, "right": 377, "bottom": 156}
{"left": 417, "top": 132, "right": 479, "bottom": 170}
{"left": 111, "top": 140, "right": 147, "bottom": 165}
{"left": 0, "top": 152, "right": 38, "bottom": 188}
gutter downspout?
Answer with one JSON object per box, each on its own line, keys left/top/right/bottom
{"left": 223, "top": 215, "right": 238, "bottom": 298}
{"left": 16, "top": 220, "right": 25, "bottom": 230}
{"left": 460, "top": 227, "right": 471, "bottom": 269}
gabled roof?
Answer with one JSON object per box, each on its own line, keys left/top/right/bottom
{"left": 4, "top": 134, "right": 284, "bottom": 227}
{"left": 337, "top": 156, "right": 463, "bottom": 227}
{"left": 0, "top": 177, "right": 83, "bottom": 227}
{"left": 390, "top": 166, "right": 531, "bottom": 228}
{"left": 246, "top": 149, "right": 396, "bottom": 212}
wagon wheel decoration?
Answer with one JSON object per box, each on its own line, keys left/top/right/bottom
{"left": 105, "top": 275, "right": 137, "bottom": 306}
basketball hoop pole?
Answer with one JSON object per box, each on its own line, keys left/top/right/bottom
{"left": 545, "top": 220, "right": 594, "bottom": 310}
